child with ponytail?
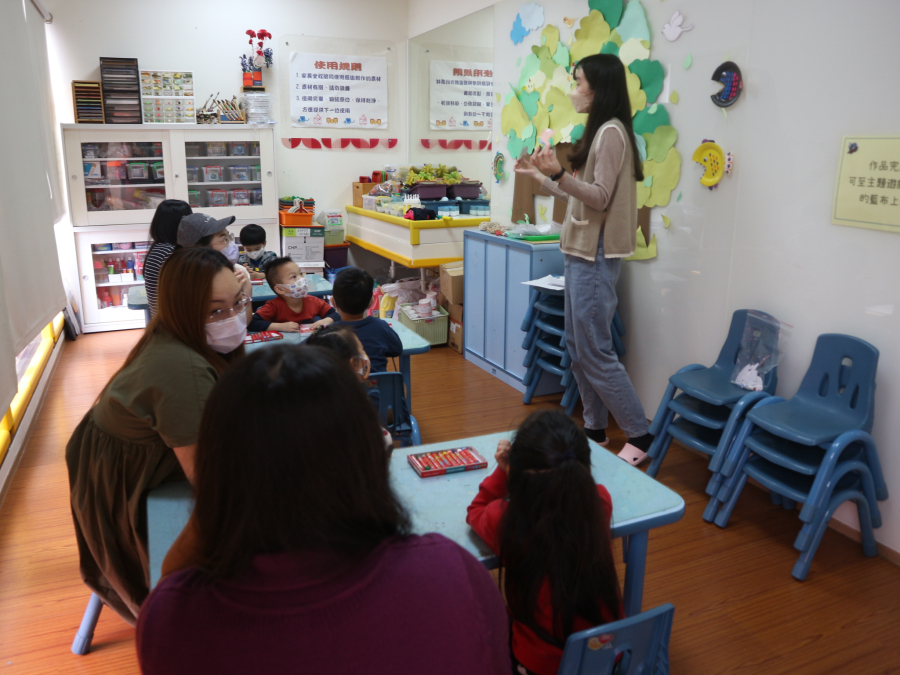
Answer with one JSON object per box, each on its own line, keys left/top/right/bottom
{"left": 466, "top": 410, "right": 622, "bottom": 675}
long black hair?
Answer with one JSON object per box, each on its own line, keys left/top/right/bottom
{"left": 191, "top": 344, "right": 411, "bottom": 579}
{"left": 498, "top": 410, "right": 621, "bottom": 646}
{"left": 149, "top": 199, "right": 192, "bottom": 246}
{"left": 568, "top": 54, "right": 644, "bottom": 181}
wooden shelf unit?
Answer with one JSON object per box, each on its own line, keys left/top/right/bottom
{"left": 72, "top": 81, "right": 105, "bottom": 124}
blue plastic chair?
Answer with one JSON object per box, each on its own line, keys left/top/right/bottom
{"left": 709, "top": 335, "right": 888, "bottom": 579}
{"left": 557, "top": 603, "right": 675, "bottom": 675}
{"left": 371, "top": 371, "right": 421, "bottom": 447}
{"left": 645, "top": 310, "right": 779, "bottom": 480}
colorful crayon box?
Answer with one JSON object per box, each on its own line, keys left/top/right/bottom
{"left": 407, "top": 447, "right": 488, "bottom": 478}
{"left": 244, "top": 331, "right": 283, "bottom": 344}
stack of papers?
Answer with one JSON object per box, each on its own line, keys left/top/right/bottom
{"left": 522, "top": 275, "right": 565, "bottom": 290}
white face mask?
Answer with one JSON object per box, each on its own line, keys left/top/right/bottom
{"left": 245, "top": 248, "right": 266, "bottom": 260}
{"left": 205, "top": 311, "right": 248, "bottom": 354}
{"left": 276, "top": 276, "right": 308, "bottom": 299}
{"left": 569, "top": 89, "right": 593, "bottom": 114}
{"left": 221, "top": 241, "right": 240, "bottom": 264}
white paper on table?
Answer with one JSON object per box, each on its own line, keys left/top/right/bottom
{"left": 522, "top": 275, "right": 565, "bottom": 290}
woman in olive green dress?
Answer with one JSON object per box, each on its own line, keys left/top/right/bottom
{"left": 66, "top": 246, "right": 251, "bottom": 624}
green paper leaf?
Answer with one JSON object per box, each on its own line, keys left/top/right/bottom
{"left": 501, "top": 95, "right": 530, "bottom": 136}
{"left": 552, "top": 42, "right": 570, "bottom": 69}
{"left": 588, "top": 0, "right": 623, "bottom": 28}
{"left": 600, "top": 41, "right": 620, "bottom": 56}
{"left": 633, "top": 104, "right": 670, "bottom": 136}
{"left": 642, "top": 125, "right": 677, "bottom": 163}
{"left": 648, "top": 103, "right": 658, "bottom": 115}
{"left": 522, "top": 123, "right": 535, "bottom": 140}
{"left": 643, "top": 175, "right": 654, "bottom": 187}
{"left": 571, "top": 124, "right": 586, "bottom": 142}
{"left": 547, "top": 104, "right": 554, "bottom": 112}
{"left": 507, "top": 130, "right": 525, "bottom": 160}
{"left": 670, "top": 90, "right": 679, "bottom": 105}
{"left": 676, "top": 191, "right": 682, "bottom": 202}
{"left": 628, "top": 59, "right": 665, "bottom": 105}
{"left": 634, "top": 133, "right": 647, "bottom": 163}
{"left": 520, "top": 90, "right": 540, "bottom": 119}
{"left": 662, "top": 215, "right": 671, "bottom": 228}
{"left": 683, "top": 54, "right": 692, "bottom": 69}
{"left": 617, "top": 0, "right": 650, "bottom": 43}
{"left": 517, "top": 53, "right": 542, "bottom": 89}
{"left": 541, "top": 25, "right": 560, "bottom": 56}
{"left": 516, "top": 57, "right": 522, "bottom": 67}
{"left": 641, "top": 147, "right": 681, "bottom": 207}
{"left": 571, "top": 11, "right": 611, "bottom": 63}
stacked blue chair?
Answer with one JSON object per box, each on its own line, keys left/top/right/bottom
{"left": 519, "top": 286, "right": 625, "bottom": 416}
{"left": 557, "top": 603, "right": 674, "bottom": 675}
{"left": 372, "top": 371, "right": 421, "bottom": 446}
{"left": 644, "top": 310, "right": 778, "bottom": 482}
{"left": 708, "top": 334, "right": 888, "bottom": 580}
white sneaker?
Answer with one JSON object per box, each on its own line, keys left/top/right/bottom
{"left": 617, "top": 443, "right": 649, "bottom": 466}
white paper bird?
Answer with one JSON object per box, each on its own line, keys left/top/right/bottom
{"left": 662, "top": 11, "right": 693, "bottom": 41}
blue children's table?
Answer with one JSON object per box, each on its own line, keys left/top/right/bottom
{"left": 244, "top": 318, "right": 430, "bottom": 414}
{"left": 147, "top": 433, "right": 684, "bottom": 616}
{"left": 126, "top": 274, "right": 334, "bottom": 323}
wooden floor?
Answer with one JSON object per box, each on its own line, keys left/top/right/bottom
{"left": 1, "top": 331, "right": 899, "bottom": 674}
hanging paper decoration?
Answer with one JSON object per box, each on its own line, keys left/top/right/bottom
{"left": 502, "top": 0, "right": 682, "bottom": 259}
{"left": 281, "top": 138, "right": 398, "bottom": 150}
{"left": 420, "top": 139, "right": 493, "bottom": 150}
{"left": 711, "top": 61, "right": 743, "bottom": 107}
{"left": 662, "top": 11, "right": 693, "bottom": 41}
{"left": 493, "top": 151, "right": 508, "bottom": 183}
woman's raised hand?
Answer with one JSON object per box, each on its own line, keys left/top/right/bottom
{"left": 530, "top": 144, "right": 563, "bottom": 177}
{"left": 514, "top": 153, "right": 543, "bottom": 182}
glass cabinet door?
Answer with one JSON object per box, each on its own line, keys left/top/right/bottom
{"left": 182, "top": 138, "right": 262, "bottom": 209}
{"left": 65, "top": 130, "right": 172, "bottom": 226}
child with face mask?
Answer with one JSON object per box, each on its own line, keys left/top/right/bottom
{"left": 237, "top": 224, "right": 277, "bottom": 280}
{"left": 247, "top": 257, "right": 339, "bottom": 334}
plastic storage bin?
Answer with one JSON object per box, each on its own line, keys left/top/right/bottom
{"left": 231, "top": 189, "right": 250, "bottom": 206}
{"left": 231, "top": 141, "right": 248, "bottom": 156}
{"left": 229, "top": 165, "right": 250, "bottom": 181}
{"left": 208, "top": 142, "right": 227, "bottom": 157}
{"left": 186, "top": 166, "right": 199, "bottom": 182}
{"left": 446, "top": 182, "right": 482, "bottom": 200}
{"left": 324, "top": 225, "right": 345, "bottom": 246}
{"left": 185, "top": 142, "right": 203, "bottom": 157}
{"left": 204, "top": 166, "right": 223, "bottom": 182}
{"left": 209, "top": 190, "right": 228, "bottom": 207}
{"left": 398, "top": 303, "right": 449, "bottom": 345}
{"left": 406, "top": 182, "right": 447, "bottom": 200}
{"left": 188, "top": 190, "right": 200, "bottom": 207}
{"left": 324, "top": 243, "right": 349, "bottom": 270}
{"left": 250, "top": 188, "right": 262, "bottom": 205}
{"left": 127, "top": 163, "right": 148, "bottom": 181}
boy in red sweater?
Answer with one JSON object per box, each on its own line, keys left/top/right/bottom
{"left": 248, "top": 257, "right": 339, "bottom": 333}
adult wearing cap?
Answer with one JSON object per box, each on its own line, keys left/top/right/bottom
{"left": 177, "top": 212, "right": 253, "bottom": 292}
{"left": 66, "top": 247, "right": 250, "bottom": 625}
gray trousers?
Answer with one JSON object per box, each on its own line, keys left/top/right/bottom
{"left": 564, "top": 252, "right": 649, "bottom": 438}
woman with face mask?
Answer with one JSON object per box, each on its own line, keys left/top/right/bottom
{"left": 65, "top": 247, "right": 248, "bottom": 626}
{"left": 515, "top": 54, "right": 654, "bottom": 466}
{"left": 176, "top": 212, "right": 253, "bottom": 291}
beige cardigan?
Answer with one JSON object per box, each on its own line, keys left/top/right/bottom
{"left": 541, "top": 118, "right": 637, "bottom": 260}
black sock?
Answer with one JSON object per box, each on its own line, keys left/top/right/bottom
{"left": 584, "top": 427, "right": 607, "bottom": 444}
{"left": 628, "top": 433, "right": 654, "bottom": 453}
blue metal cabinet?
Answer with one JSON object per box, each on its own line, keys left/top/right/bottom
{"left": 463, "top": 230, "right": 565, "bottom": 394}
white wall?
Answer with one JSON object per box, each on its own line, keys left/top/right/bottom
{"left": 45, "top": 0, "right": 410, "bottom": 228}
{"left": 491, "top": 0, "right": 900, "bottom": 553}
{"left": 408, "top": 8, "right": 494, "bottom": 190}
{"left": 408, "top": 0, "right": 494, "bottom": 38}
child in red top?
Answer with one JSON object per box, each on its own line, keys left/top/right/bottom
{"left": 467, "top": 410, "right": 623, "bottom": 675}
{"left": 248, "top": 257, "right": 339, "bottom": 334}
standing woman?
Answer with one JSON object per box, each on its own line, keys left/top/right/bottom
{"left": 516, "top": 54, "right": 654, "bottom": 465}
{"left": 144, "top": 199, "right": 192, "bottom": 317}
{"left": 66, "top": 247, "right": 251, "bottom": 625}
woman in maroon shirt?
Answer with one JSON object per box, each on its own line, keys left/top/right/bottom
{"left": 467, "top": 411, "right": 622, "bottom": 675}
{"left": 137, "top": 344, "right": 511, "bottom": 675}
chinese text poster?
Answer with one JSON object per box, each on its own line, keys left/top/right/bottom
{"left": 429, "top": 61, "right": 493, "bottom": 131}
{"left": 833, "top": 136, "right": 900, "bottom": 233}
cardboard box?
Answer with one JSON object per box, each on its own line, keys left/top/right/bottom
{"left": 447, "top": 303, "right": 464, "bottom": 353}
{"left": 440, "top": 261, "right": 465, "bottom": 306}
{"left": 281, "top": 225, "right": 325, "bottom": 264}
{"left": 353, "top": 182, "right": 373, "bottom": 208}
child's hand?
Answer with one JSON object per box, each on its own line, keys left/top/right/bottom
{"left": 272, "top": 322, "right": 300, "bottom": 333}
{"left": 310, "top": 318, "right": 334, "bottom": 330}
{"left": 495, "top": 439, "right": 511, "bottom": 473}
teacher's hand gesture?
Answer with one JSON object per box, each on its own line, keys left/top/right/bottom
{"left": 514, "top": 145, "right": 563, "bottom": 182}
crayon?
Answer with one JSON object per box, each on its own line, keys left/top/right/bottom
{"left": 445, "top": 450, "right": 464, "bottom": 467}
{"left": 459, "top": 449, "right": 479, "bottom": 464}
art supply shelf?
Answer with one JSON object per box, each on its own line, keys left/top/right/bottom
{"left": 62, "top": 124, "right": 276, "bottom": 225}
